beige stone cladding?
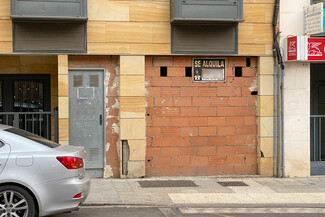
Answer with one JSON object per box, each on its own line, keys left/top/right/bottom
{"left": 120, "top": 56, "right": 146, "bottom": 178}
{"left": 86, "top": 0, "right": 273, "bottom": 56}
{"left": 257, "top": 56, "right": 274, "bottom": 176}
{"left": 0, "top": 0, "right": 274, "bottom": 56}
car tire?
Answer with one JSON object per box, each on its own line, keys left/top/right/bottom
{"left": 0, "top": 185, "right": 36, "bottom": 217}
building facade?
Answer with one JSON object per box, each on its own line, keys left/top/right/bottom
{"left": 0, "top": 0, "right": 277, "bottom": 178}
{"left": 280, "top": 0, "right": 325, "bottom": 177}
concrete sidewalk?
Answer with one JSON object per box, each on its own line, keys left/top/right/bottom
{"left": 84, "top": 176, "right": 325, "bottom": 206}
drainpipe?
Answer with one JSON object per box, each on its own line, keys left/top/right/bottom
{"left": 272, "top": 0, "right": 280, "bottom": 177}
{"left": 272, "top": 0, "right": 285, "bottom": 177}
{"left": 276, "top": 60, "right": 285, "bottom": 178}
{"left": 280, "top": 66, "right": 285, "bottom": 177}
{"left": 273, "top": 43, "right": 278, "bottom": 177}
{"left": 277, "top": 64, "right": 282, "bottom": 177}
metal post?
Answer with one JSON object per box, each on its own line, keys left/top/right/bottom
{"left": 46, "top": 114, "right": 50, "bottom": 140}
{"left": 13, "top": 113, "right": 19, "bottom": 128}
{"left": 32, "top": 114, "right": 35, "bottom": 133}
{"left": 24, "top": 114, "right": 27, "bottom": 131}
{"left": 319, "top": 118, "right": 322, "bottom": 161}
{"left": 39, "top": 114, "right": 42, "bottom": 137}
{"left": 314, "top": 117, "right": 317, "bottom": 161}
{"left": 54, "top": 110, "right": 59, "bottom": 143}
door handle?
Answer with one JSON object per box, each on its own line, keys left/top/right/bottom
{"left": 99, "top": 115, "right": 103, "bottom": 126}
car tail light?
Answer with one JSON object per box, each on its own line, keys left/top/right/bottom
{"left": 73, "top": 193, "right": 82, "bottom": 199}
{"left": 57, "top": 157, "right": 84, "bottom": 169}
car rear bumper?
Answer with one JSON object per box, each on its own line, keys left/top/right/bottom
{"left": 34, "top": 175, "right": 90, "bottom": 216}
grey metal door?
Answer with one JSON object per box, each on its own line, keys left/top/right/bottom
{"left": 69, "top": 69, "right": 105, "bottom": 178}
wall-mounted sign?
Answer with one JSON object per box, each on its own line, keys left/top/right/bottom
{"left": 308, "top": 37, "right": 325, "bottom": 61}
{"left": 193, "top": 59, "right": 226, "bottom": 82}
{"left": 284, "top": 36, "right": 325, "bottom": 62}
{"left": 284, "top": 36, "right": 308, "bottom": 61}
{"left": 304, "top": 3, "right": 324, "bottom": 35}
{"left": 287, "top": 36, "right": 299, "bottom": 61}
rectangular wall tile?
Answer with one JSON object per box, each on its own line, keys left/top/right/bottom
{"left": 120, "top": 119, "right": 145, "bottom": 139}
{"left": 258, "top": 96, "right": 274, "bottom": 117}
{"left": 120, "top": 56, "right": 145, "bottom": 75}
{"left": 89, "top": 0, "right": 129, "bottom": 21}
{"left": 58, "top": 55, "right": 68, "bottom": 75}
{"left": 120, "top": 76, "right": 145, "bottom": 96}
{"left": 0, "top": 42, "right": 12, "bottom": 53}
{"left": 59, "top": 97, "right": 69, "bottom": 119}
{"left": 87, "top": 22, "right": 106, "bottom": 42}
{"left": 258, "top": 117, "right": 273, "bottom": 137}
{"left": 106, "top": 22, "right": 153, "bottom": 43}
{"left": 0, "top": 20, "right": 12, "bottom": 41}
{"left": 58, "top": 74, "right": 68, "bottom": 97}
{"left": 130, "top": 1, "right": 169, "bottom": 22}
{"left": 259, "top": 137, "right": 274, "bottom": 158}
{"left": 88, "top": 43, "right": 130, "bottom": 54}
{"left": 259, "top": 56, "right": 274, "bottom": 75}
{"left": 129, "top": 44, "right": 171, "bottom": 55}
{"left": 258, "top": 75, "right": 274, "bottom": 96}
{"left": 59, "top": 118, "right": 69, "bottom": 141}
{"left": 0, "top": 0, "right": 10, "bottom": 18}
{"left": 128, "top": 140, "right": 146, "bottom": 161}
{"left": 120, "top": 97, "right": 145, "bottom": 118}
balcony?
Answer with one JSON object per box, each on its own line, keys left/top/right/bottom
{"left": 170, "top": 0, "right": 242, "bottom": 54}
{"left": 10, "top": 0, "right": 87, "bottom": 53}
{"left": 11, "top": 0, "right": 87, "bottom": 21}
{"left": 170, "top": 0, "right": 244, "bottom": 24}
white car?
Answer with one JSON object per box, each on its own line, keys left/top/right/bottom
{"left": 0, "top": 125, "right": 90, "bottom": 216}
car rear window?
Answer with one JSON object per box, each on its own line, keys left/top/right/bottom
{"left": 5, "top": 128, "right": 59, "bottom": 148}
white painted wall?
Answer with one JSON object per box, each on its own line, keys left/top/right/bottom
{"left": 280, "top": 0, "right": 310, "bottom": 177}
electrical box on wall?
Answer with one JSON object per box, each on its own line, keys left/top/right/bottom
{"left": 170, "top": 0, "right": 244, "bottom": 23}
{"left": 192, "top": 59, "right": 226, "bottom": 82}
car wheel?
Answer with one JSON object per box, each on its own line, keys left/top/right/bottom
{"left": 0, "top": 185, "right": 36, "bottom": 217}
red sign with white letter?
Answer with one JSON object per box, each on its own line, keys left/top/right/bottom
{"left": 287, "top": 36, "right": 298, "bottom": 61}
{"left": 284, "top": 36, "right": 325, "bottom": 62}
{"left": 307, "top": 38, "right": 325, "bottom": 61}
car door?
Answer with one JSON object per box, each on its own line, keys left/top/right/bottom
{"left": 0, "top": 141, "right": 10, "bottom": 174}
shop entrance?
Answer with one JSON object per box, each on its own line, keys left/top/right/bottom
{"left": 311, "top": 63, "right": 325, "bottom": 175}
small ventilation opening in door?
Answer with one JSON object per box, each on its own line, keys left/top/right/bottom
{"left": 90, "top": 75, "right": 99, "bottom": 87}
{"left": 73, "top": 75, "right": 83, "bottom": 87}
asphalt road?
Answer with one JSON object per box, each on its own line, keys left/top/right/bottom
{"left": 51, "top": 206, "right": 325, "bottom": 217}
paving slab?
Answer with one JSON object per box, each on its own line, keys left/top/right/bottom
{"left": 83, "top": 176, "right": 325, "bottom": 206}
